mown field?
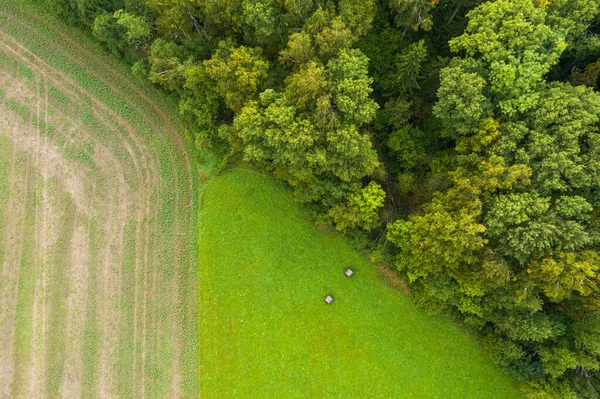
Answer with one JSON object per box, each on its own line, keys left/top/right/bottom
{"left": 0, "top": 1, "right": 199, "bottom": 397}
{"left": 198, "top": 169, "right": 524, "bottom": 398}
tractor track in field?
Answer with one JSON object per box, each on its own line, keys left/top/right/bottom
{"left": 0, "top": 4, "right": 199, "bottom": 397}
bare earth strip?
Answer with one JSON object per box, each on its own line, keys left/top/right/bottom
{"left": 0, "top": 1, "right": 200, "bottom": 398}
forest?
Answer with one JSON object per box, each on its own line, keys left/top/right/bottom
{"left": 39, "top": 0, "right": 600, "bottom": 397}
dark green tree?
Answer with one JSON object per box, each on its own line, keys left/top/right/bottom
{"left": 394, "top": 39, "right": 427, "bottom": 94}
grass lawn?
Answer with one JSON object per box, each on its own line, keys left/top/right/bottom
{"left": 198, "top": 169, "right": 524, "bottom": 398}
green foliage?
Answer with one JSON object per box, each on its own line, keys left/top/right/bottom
{"left": 389, "top": 0, "right": 437, "bottom": 33}
{"left": 131, "top": 60, "right": 147, "bottom": 80}
{"left": 279, "top": 32, "right": 315, "bottom": 67}
{"left": 526, "top": 250, "right": 600, "bottom": 301}
{"left": 544, "top": 0, "right": 600, "bottom": 41}
{"left": 484, "top": 193, "right": 560, "bottom": 264}
{"left": 233, "top": 90, "right": 379, "bottom": 203}
{"left": 570, "top": 59, "right": 600, "bottom": 89}
{"left": 523, "top": 378, "right": 578, "bottom": 399}
{"left": 284, "top": 61, "right": 329, "bottom": 112}
{"left": 574, "top": 316, "right": 600, "bottom": 357}
{"left": 337, "top": 0, "right": 376, "bottom": 38}
{"left": 327, "top": 49, "right": 378, "bottom": 126}
{"left": 241, "top": 0, "right": 281, "bottom": 45}
{"left": 39, "top": 0, "right": 600, "bottom": 394}
{"left": 314, "top": 16, "right": 354, "bottom": 59}
{"left": 92, "top": 12, "right": 122, "bottom": 55}
{"left": 386, "top": 218, "right": 412, "bottom": 253}
{"left": 450, "top": 0, "right": 566, "bottom": 115}
{"left": 387, "top": 125, "right": 425, "bottom": 169}
{"left": 279, "top": 9, "right": 354, "bottom": 67}
{"left": 434, "top": 58, "right": 491, "bottom": 138}
{"left": 389, "top": 170, "right": 487, "bottom": 280}
{"left": 491, "top": 83, "right": 600, "bottom": 197}
{"left": 388, "top": 157, "right": 532, "bottom": 283}
{"left": 200, "top": 0, "right": 244, "bottom": 32}
{"left": 328, "top": 181, "right": 386, "bottom": 230}
{"left": 455, "top": 117, "right": 501, "bottom": 154}
{"left": 180, "top": 63, "right": 223, "bottom": 143}
{"left": 146, "top": 38, "right": 223, "bottom": 143}
{"left": 204, "top": 43, "right": 269, "bottom": 112}
{"left": 394, "top": 39, "right": 427, "bottom": 94}
{"left": 232, "top": 45, "right": 378, "bottom": 205}
{"left": 114, "top": 9, "right": 151, "bottom": 49}
{"left": 148, "top": 38, "right": 188, "bottom": 90}
{"left": 42, "top": 0, "right": 113, "bottom": 25}
{"left": 92, "top": 9, "right": 151, "bottom": 59}
{"left": 145, "top": 0, "right": 198, "bottom": 39}
{"left": 395, "top": 1, "right": 600, "bottom": 388}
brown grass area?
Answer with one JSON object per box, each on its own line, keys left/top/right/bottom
{"left": 375, "top": 264, "right": 412, "bottom": 297}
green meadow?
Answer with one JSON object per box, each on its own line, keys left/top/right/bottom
{"left": 198, "top": 169, "right": 524, "bottom": 398}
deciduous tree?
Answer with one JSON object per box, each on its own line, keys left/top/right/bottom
{"left": 204, "top": 43, "right": 269, "bottom": 112}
